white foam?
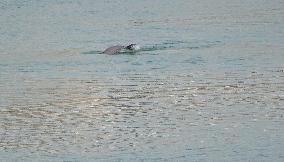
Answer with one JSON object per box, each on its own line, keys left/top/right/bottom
{"left": 133, "top": 45, "right": 140, "bottom": 50}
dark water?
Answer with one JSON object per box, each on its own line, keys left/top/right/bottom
{"left": 0, "top": 0, "right": 284, "bottom": 161}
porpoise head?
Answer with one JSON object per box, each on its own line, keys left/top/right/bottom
{"left": 126, "top": 44, "right": 140, "bottom": 50}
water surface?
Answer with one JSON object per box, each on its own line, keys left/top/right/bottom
{"left": 0, "top": 0, "right": 284, "bottom": 161}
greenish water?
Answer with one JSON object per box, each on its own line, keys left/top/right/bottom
{"left": 0, "top": 0, "right": 284, "bottom": 161}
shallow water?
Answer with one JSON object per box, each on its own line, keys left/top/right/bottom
{"left": 1, "top": 0, "right": 284, "bottom": 161}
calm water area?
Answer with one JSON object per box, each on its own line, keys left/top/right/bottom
{"left": 0, "top": 0, "right": 284, "bottom": 161}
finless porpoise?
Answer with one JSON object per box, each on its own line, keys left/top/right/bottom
{"left": 103, "top": 44, "right": 140, "bottom": 54}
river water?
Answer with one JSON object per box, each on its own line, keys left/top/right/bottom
{"left": 0, "top": 0, "right": 284, "bottom": 161}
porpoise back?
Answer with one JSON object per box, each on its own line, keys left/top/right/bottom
{"left": 102, "top": 45, "right": 125, "bottom": 55}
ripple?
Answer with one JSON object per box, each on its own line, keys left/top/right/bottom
{"left": 81, "top": 40, "right": 222, "bottom": 55}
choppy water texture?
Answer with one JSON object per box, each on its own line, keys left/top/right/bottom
{"left": 1, "top": 0, "right": 284, "bottom": 161}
